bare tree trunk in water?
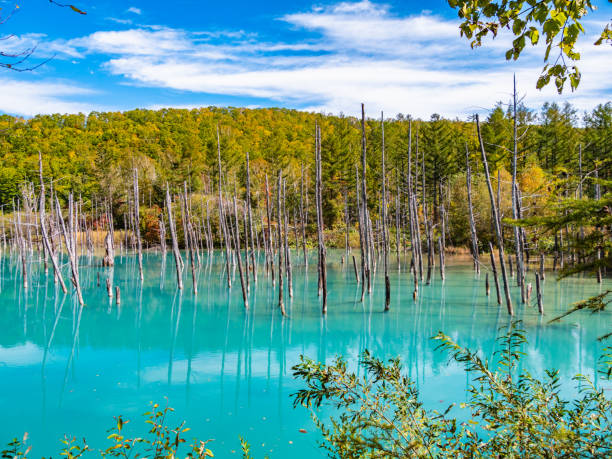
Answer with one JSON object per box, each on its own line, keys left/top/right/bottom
{"left": 488, "top": 242, "right": 502, "bottom": 305}
{"left": 535, "top": 272, "right": 543, "bottom": 314}
{"left": 159, "top": 213, "right": 167, "bottom": 253}
{"left": 360, "top": 104, "right": 371, "bottom": 295}
{"left": 133, "top": 168, "right": 144, "bottom": 281}
{"left": 283, "top": 179, "right": 293, "bottom": 298}
{"left": 57, "top": 193, "right": 84, "bottom": 305}
{"left": 466, "top": 143, "right": 480, "bottom": 274}
{"left": 246, "top": 152, "right": 257, "bottom": 284}
{"left": 15, "top": 206, "right": 28, "bottom": 290}
{"left": 183, "top": 183, "right": 198, "bottom": 294}
{"left": 315, "top": 124, "right": 327, "bottom": 314}
{"left": 300, "top": 164, "right": 308, "bottom": 268}
{"left": 439, "top": 192, "right": 446, "bottom": 282}
{"left": 477, "top": 115, "right": 513, "bottom": 315}
{"left": 344, "top": 192, "right": 350, "bottom": 260}
{"left": 406, "top": 120, "right": 418, "bottom": 296}
{"left": 276, "top": 171, "right": 286, "bottom": 316}
{"left": 395, "top": 170, "right": 401, "bottom": 264}
{"left": 165, "top": 184, "right": 183, "bottom": 290}
{"left": 356, "top": 168, "right": 364, "bottom": 291}
{"left": 217, "top": 125, "right": 232, "bottom": 289}
{"left": 381, "top": 112, "right": 390, "bottom": 311}
{"left": 38, "top": 152, "right": 67, "bottom": 294}
{"left": 265, "top": 174, "right": 275, "bottom": 282}
{"left": 232, "top": 190, "right": 248, "bottom": 309}
{"left": 512, "top": 76, "right": 525, "bottom": 303}
{"left": 103, "top": 199, "right": 115, "bottom": 267}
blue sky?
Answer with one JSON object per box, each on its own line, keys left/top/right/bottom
{"left": 0, "top": 0, "right": 610, "bottom": 118}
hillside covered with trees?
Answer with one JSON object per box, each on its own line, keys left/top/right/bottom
{"left": 0, "top": 101, "right": 608, "bottom": 252}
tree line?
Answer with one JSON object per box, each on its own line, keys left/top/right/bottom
{"left": 0, "top": 102, "right": 608, "bottom": 249}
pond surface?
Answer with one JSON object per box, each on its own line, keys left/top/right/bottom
{"left": 0, "top": 250, "right": 610, "bottom": 457}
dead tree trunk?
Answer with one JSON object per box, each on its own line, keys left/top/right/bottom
{"left": 183, "top": 183, "right": 198, "bottom": 294}
{"left": 159, "top": 213, "right": 167, "bottom": 253}
{"left": 133, "top": 168, "right": 144, "bottom": 281}
{"left": 412, "top": 193, "right": 424, "bottom": 283}
{"left": 300, "top": 163, "right": 308, "bottom": 268}
{"left": 360, "top": 104, "right": 371, "bottom": 294}
{"left": 511, "top": 76, "right": 525, "bottom": 303}
{"left": 535, "top": 271, "right": 544, "bottom": 314}
{"left": 488, "top": 242, "right": 502, "bottom": 305}
{"left": 57, "top": 193, "right": 84, "bottom": 305}
{"left": 15, "top": 206, "right": 28, "bottom": 290}
{"left": 381, "top": 112, "right": 390, "bottom": 311}
{"left": 232, "top": 191, "right": 248, "bottom": 309}
{"left": 422, "top": 161, "right": 433, "bottom": 285}
{"left": 103, "top": 199, "right": 115, "bottom": 267}
{"left": 438, "top": 236, "right": 445, "bottom": 282}
{"left": 38, "top": 152, "right": 67, "bottom": 294}
{"left": 477, "top": 115, "right": 513, "bottom": 315}
{"left": 242, "top": 197, "right": 250, "bottom": 293}
{"left": 217, "top": 125, "right": 232, "bottom": 289}
{"left": 276, "top": 171, "right": 286, "bottom": 316}
{"left": 417, "top": 136, "right": 425, "bottom": 281}
{"left": 344, "top": 192, "right": 350, "bottom": 259}
{"left": 595, "top": 166, "right": 603, "bottom": 283}
{"left": 395, "top": 171, "right": 401, "bottom": 264}
{"left": 106, "top": 277, "right": 113, "bottom": 298}
{"left": 316, "top": 124, "right": 328, "bottom": 314}
{"left": 265, "top": 174, "right": 275, "bottom": 281}
{"left": 466, "top": 143, "right": 480, "bottom": 274}
{"left": 206, "top": 200, "right": 213, "bottom": 254}
{"left": 246, "top": 152, "right": 257, "bottom": 283}
{"left": 439, "top": 195, "right": 446, "bottom": 281}
{"left": 356, "top": 168, "right": 364, "bottom": 291}
{"left": 407, "top": 120, "right": 418, "bottom": 288}
{"left": 165, "top": 184, "right": 183, "bottom": 290}
{"left": 283, "top": 179, "right": 293, "bottom": 298}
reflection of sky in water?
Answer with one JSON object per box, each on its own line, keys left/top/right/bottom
{"left": 0, "top": 251, "right": 610, "bottom": 458}
{"left": 0, "top": 343, "right": 46, "bottom": 366}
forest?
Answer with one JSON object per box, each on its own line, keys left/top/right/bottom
{"left": 0, "top": 100, "right": 609, "bottom": 252}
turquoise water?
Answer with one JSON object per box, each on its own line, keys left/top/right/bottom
{"left": 0, "top": 250, "right": 610, "bottom": 457}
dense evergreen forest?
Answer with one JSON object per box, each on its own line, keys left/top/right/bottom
{"left": 0, "top": 101, "right": 609, "bottom": 251}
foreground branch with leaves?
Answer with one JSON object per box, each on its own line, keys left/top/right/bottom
{"left": 448, "top": 0, "right": 611, "bottom": 93}
{"left": 292, "top": 322, "right": 612, "bottom": 458}
{"left": 1, "top": 403, "right": 222, "bottom": 459}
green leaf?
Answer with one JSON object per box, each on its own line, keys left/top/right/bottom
{"left": 536, "top": 74, "right": 549, "bottom": 89}
{"left": 555, "top": 75, "right": 565, "bottom": 93}
{"left": 512, "top": 19, "right": 525, "bottom": 34}
{"left": 544, "top": 43, "right": 552, "bottom": 61}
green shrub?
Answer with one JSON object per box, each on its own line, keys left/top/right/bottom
{"left": 292, "top": 322, "right": 612, "bottom": 458}
{"left": 2, "top": 403, "right": 217, "bottom": 459}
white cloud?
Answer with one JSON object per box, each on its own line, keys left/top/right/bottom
{"left": 127, "top": 7, "right": 142, "bottom": 15}
{"left": 107, "top": 17, "right": 133, "bottom": 25}
{"left": 0, "top": 33, "right": 84, "bottom": 59}
{"left": 282, "top": 0, "right": 460, "bottom": 54}
{"left": 0, "top": 78, "right": 98, "bottom": 116}
{"left": 69, "top": 28, "right": 192, "bottom": 56}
